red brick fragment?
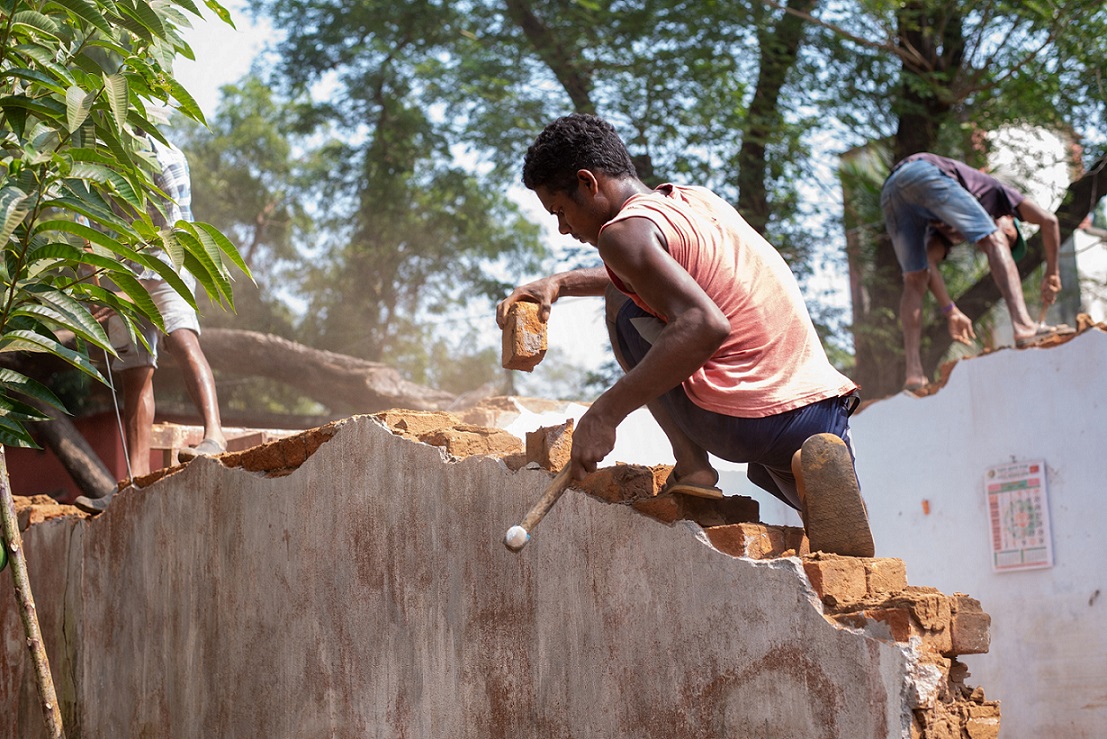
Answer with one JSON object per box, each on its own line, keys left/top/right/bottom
{"left": 525, "top": 419, "right": 574, "bottom": 471}
{"left": 501, "top": 302, "right": 547, "bottom": 371}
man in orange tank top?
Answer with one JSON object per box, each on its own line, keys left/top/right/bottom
{"left": 498, "top": 114, "right": 874, "bottom": 556}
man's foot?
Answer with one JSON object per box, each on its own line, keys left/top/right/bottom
{"left": 660, "top": 473, "right": 724, "bottom": 499}
{"left": 1014, "top": 323, "right": 1076, "bottom": 348}
{"left": 902, "top": 380, "right": 932, "bottom": 397}
{"left": 177, "top": 438, "right": 226, "bottom": 463}
{"left": 794, "top": 434, "right": 875, "bottom": 557}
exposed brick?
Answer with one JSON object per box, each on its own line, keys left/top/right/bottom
{"left": 372, "top": 410, "right": 462, "bottom": 440}
{"left": 948, "top": 593, "right": 991, "bottom": 656}
{"left": 14, "top": 495, "right": 87, "bottom": 530}
{"left": 418, "top": 424, "right": 523, "bottom": 458}
{"left": 577, "top": 464, "right": 659, "bottom": 504}
{"left": 501, "top": 302, "right": 547, "bottom": 371}
{"left": 525, "top": 419, "right": 574, "bottom": 471}
{"left": 864, "top": 557, "right": 908, "bottom": 598}
{"left": 887, "top": 586, "right": 953, "bottom": 655}
{"left": 705, "top": 523, "right": 797, "bottom": 559}
{"left": 802, "top": 554, "right": 868, "bottom": 608}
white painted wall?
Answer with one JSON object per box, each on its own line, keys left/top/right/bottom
{"left": 850, "top": 330, "right": 1107, "bottom": 738}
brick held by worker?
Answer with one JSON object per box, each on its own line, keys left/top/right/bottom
{"left": 496, "top": 114, "right": 874, "bottom": 557}
{"left": 881, "top": 151, "right": 1075, "bottom": 396}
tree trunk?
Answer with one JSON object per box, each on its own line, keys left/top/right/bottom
{"left": 26, "top": 400, "right": 116, "bottom": 500}
{"left": 737, "top": 0, "right": 818, "bottom": 236}
{"left": 198, "top": 328, "right": 456, "bottom": 414}
{"left": 850, "top": 0, "right": 963, "bottom": 399}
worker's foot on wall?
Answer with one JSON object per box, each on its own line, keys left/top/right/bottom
{"left": 796, "top": 434, "right": 875, "bottom": 558}
{"left": 73, "top": 492, "right": 114, "bottom": 515}
{"left": 1014, "top": 323, "right": 1076, "bottom": 349}
{"left": 177, "top": 438, "right": 226, "bottom": 463}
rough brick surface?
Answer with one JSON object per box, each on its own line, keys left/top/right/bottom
{"left": 704, "top": 523, "right": 804, "bottom": 559}
{"left": 13, "top": 494, "right": 87, "bottom": 530}
{"left": 525, "top": 419, "right": 574, "bottom": 471}
{"left": 501, "top": 302, "right": 547, "bottom": 371}
{"left": 802, "top": 554, "right": 868, "bottom": 608}
{"left": 418, "top": 424, "right": 523, "bottom": 458}
{"left": 948, "top": 593, "right": 991, "bottom": 656}
{"left": 373, "top": 410, "right": 463, "bottom": 440}
{"left": 864, "top": 557, "right": 908, "bottom": 598}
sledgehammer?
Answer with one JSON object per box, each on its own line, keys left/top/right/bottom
{"left": 504, "top": 465, "right": 573, "bottom": 552}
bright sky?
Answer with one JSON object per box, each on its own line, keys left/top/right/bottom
{"left": 173, "top": 1, "right": 272, "bottom": 120}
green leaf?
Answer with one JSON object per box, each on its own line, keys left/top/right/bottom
{"left": 167, "top": 77, "right": 204, "bottom": 124}
{"left": 194, "top": 221, "right": 253, "bottom": 282}
{"left": 51, "top": 0, "right": 113, "bottom": 36}
{"left": 0, "top": 67, "right": 69, "bottom": 97}
{"left": 25, "top": 285, "right": 113, "bottom": 348}
{"left": 118, "top": 0, "right": 166, "bottom": 39}
{"left": 102, "top": 270, "right": 164, "bottom": 332}
{"left": 174, "top": 228, "right": 232, "bottom": 304}
{"left": 103, "top": 73, "right": 129, "bottom": 132}
{"left": 0, "top": 420, "right": 39, "bottom": 449}
{"left": 65, "top": 84, "right": 96, "bottom": 132}
{"left": 67, "top": 162, "right": 144, "bottom": 210}
{"left": 12, "top": 10, "right": 62, "bottom": 38}
{"left": 0, "top": 329, "right": 106, "bottom": 384}
{"left": 0, "top": 369, "right": 65, "bottom": 413}
{"left": 0, "top": 93, "right": 67, "bottom": 121}
{"left": 171, "top": 0, "right": 203, "bottom": 17}
{"left": 0, "top": 186, "right": 33, "bottom": 248}
{"left": 202, "top": 0, "right": 236, "bottom": 28}
{"left": 0, "top": 397, "right": 51, "bottom": 423}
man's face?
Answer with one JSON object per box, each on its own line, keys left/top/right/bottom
{"left": 533, "top": 174, "right": 608, "bottom": 247}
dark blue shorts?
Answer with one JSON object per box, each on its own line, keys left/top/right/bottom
{"left": 615, "top": 300, "right": 858, "bottom": 510}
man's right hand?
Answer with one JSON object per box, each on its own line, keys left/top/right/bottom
{"left": 496, "top": 275, "right": 559, "bottom": 328}
{"left": 946, "top": 307, "right": 977, "bottom": 345}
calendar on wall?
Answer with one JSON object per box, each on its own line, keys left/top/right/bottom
{"left": 985, "top": 460, "right": 1053, "bottom": 572}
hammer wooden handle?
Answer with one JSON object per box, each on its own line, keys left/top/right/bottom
{"left": 518, "top": 465, "right": 573, "bottom": 533}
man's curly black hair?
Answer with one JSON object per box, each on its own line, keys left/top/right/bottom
{"left": 522, "top": 114, "right": 637, "bottom": 193}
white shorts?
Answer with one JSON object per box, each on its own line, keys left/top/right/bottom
{"left": 108, "top": 274, "right": 199, "bottom": 371}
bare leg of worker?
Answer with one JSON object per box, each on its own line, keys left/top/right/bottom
{"left": 900, "top": 268, "right": 930, "bottom": 389}
{"left": 121, "top": 365, "right": 155, "bottom": 478}
{"left": 977, "top": 231, "right": 1037, "bottom": 341}
{"left": 163, "top": 328, "right": 226, "bottom": 450}
{"left": 603, "top": 284, "right": 717, "bottom": 488}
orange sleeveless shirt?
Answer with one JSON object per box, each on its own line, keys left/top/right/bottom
{"left": 601, "top": 184, "right": 856, "bottom": 418}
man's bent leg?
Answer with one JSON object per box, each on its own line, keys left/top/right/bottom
{"left": 605, "top": 287, "right": 716, "bottom": 489}
{"left": 976, "top": 230, "right": 1037, "bottom": 340}
{"left": 121, "top": 365, "right": 155, "bottom": 478}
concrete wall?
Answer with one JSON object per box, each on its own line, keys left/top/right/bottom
{"left": 1, "top": 417, "right": 927, "bottom": 738}
{"left": 850, "top": 329, "right": 1107, "bottom": 737}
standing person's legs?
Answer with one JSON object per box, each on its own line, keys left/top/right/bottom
{"left": 163, "top": 327, "right": 225, "bottom": 452}
{"left": 107, "top": 314, "right": 161, "bottom": 479}
{"left": 143, "top": 276, "right": 226, "bottom": 458}
{"left": 120, "top": 366, "right": 155, "bottom": 478}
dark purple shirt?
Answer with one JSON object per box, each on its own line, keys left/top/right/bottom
{"left": 902, "top": 152, "right": 1025, "bottom": 218}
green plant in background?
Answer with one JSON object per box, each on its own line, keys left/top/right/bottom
{"left": 0, "top": 1, "right": 246, "bottom": 735}
{"left": 0, "top": 0, "right": 250, "bottom": 447}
